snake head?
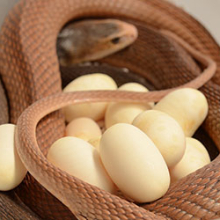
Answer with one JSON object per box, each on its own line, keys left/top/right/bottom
{"left": 57, "top": 19, "right": 138, "bottom": 66}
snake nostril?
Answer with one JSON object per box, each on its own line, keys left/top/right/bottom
{"left": 111, "top": 37, "right": 120, "bottom": 44}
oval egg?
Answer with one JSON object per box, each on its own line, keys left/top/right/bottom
{"left": 169, "top": 137, "right": 210, "bottom": 182}
{"left": 47, "top": 137, "right": 116, "bottom": 193}
{"left": 63, "top": 73, "right": 117, "bottom": 122}
{"left": 0, "top": 124, "right": 27, "bottom": 191}
{"left": 65, "top": 117, "right": 102, "bottom": 141}
{"left": 88, "top": 136, "right": 101, "bottom": 150}
{"left": 133, "top": 110, "right": 186, "bottom": 167}
{"left": 154, "top": 88, "right": 208, "bottom": 137}
{"left": 99, "top": 123, "right": 170, "bottom": 203}
{"left": 105, "top": 82, "right": 153, "bottom": 129}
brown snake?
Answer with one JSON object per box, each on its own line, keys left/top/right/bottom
{"left": 57, "top": 19, "right": 138, "bottom": 66}
{"left": 1, "top": 0, "right": 220, "bottom": 219}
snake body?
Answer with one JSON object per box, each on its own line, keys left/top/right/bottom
{"left": 1, "top": 0, "right": 220, "bottom": 219}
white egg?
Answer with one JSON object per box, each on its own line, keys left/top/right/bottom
{"left": 133, "top": 110, "right": 186, "bottom": 167}
{"left": 99, "top": 123, "right": 170, "bottom": 203}
{"left": 169, "top": 137, "right": 210, "bottom": 182}
{"left": 65, "top": 117, "right": 102, "bottom": 141}
{"left": 88, "top": 136, "right": 101, "bottom": 150}
{"left": 63, "top": 73, "right": 117, "bottom": 122}
{"left": 47, "top": 137, "right": 116, "bottom": 193}
{"left": 105, "top": 103, "right": 149, "bottom": 129}
{"left": 154, "top": 88, "right": 208, "bottom": 136}
{"left": 0, "top": 124, "right": 27, "bottom": 191}
{"left": 105, "top": 82, "right": 153, "bottom": 129}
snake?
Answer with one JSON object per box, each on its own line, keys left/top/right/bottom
{"left": 1, "top": 0, "right": 220, "bottom": 219}
{"left": 57, "top": 19, "right": 138, "bottom": 66}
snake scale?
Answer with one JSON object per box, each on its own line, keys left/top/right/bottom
{"left": 1, "top": 0, "right": 220, "bottom": 219}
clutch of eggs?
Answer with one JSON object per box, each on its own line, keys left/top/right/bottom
{"left": 46, "top": 73, "right": 211, "bottom": 203}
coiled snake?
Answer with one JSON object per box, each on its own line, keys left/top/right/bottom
{"left": 1, "top": 0, "right": 220, "bottom": 219}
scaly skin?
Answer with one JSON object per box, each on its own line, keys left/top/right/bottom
{"left": 57, "top": 19, "right": 138, "bottom": 66}
{"left": 0, "top": 0, "right": 220, "bottom": 219}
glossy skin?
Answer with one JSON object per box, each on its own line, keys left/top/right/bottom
{"left": 0, "top": 0, "right": 218, "bottom": 219}
{"left": 16, "top": 31, "right": 215, "bottom": 220}
{"left": 57, "top": 19, "right": 138, "bottom": 65}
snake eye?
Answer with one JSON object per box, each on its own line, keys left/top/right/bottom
{"left": 111, "top": 37, "right": 120, "bottom": 44}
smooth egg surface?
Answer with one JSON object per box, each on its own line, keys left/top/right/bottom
{"left": 154, "top": 88, "right": 208, "bottom": 137}
{"left": 133, "top": 110, "right": 186, "bottom": 167}
{"left": 47, "top": 137, "right": 116, "bottom": 193}
{"left": 99, "top": 123, "right": 170, "bottom": 203}
{"left": 105, "top": 82, "right": 153, "bottom": 129}
{"left": 0, "top": 124, "right": 27, "bottom": 191}
{"left": 65, "top": 117, "right": 102, "bottom": 141}
{"left": 63, "top": 73, "right": 117, "bottom": 122}
{"left": 170, "top": 137, "right": 210, "bottom": 182}
{"left": 88, "top": 136, "right": 101, "bottom": 150}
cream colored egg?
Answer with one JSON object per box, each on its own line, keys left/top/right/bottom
{"left": 154, "top": 88, "right": 208, "bottom": 137}
{"left": 63, "top": 73, "right": 117, "bottom": 122}
{"left": 105, "top": 83, "right": 153, "bottom": 129}
{"left": 65, "top": 117, "right": 102, "bottom": 141}
{"left": 170, "top": 137, "right": 210, "bottom": 182}
{"left": 119, "top": 82, "right": 147, "bottom": 91}
{"left": 47, "top": 137, "right": 116, "bottom": 193}
{"left": 99, "top": 123, "right": 170, "bottom": 203}
{"left": 0, "top": 124, "right": 27, "bottom": 191}
{"left": 105, "top": 103, "right": 149, "bottom": 129}
{"left": 88, "top": 136, "right": 101, "bottom": 150}
{"left": 133, "top": 110, "right": 185, "bottom": 167}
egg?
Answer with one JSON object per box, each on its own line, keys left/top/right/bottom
{"left": 133, "top": 110, "right": 186, "bottom": 167}
{"left": 88, "top": 136, "right": 101, "bottom": 150}
{"left": 169, "top": 137, "right": 210, "bottom": 182}
{"left": 154, "top": 88, "right": 208, "bottom": 136}
{"left": 63, "top": 73, "right": 117, "bottom": 122}
{"left": 0, "top": 124, "right": 27, "bottom": 191}
{"left": 65, "top": 117, "right": 102, "bottom": 141}
{"left": 99, "top": 123, "right": 170, "bottom": 203}
{"left": 47, "top": 137, "right": 116, "bottom": 193}
{"left": 105, "top": 82, "right": 153, "bottom": 129}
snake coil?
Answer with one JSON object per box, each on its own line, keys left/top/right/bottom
{"left": 1, "top": 0, "right": 220, "bottom": 219}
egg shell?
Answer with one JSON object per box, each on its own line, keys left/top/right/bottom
{"left": 169, "top": 137, "right": 210, "bottom": 182}
{"left": 154, "top": 88, "right": 208, "bottom": 137}
{"left": 47, "top": 137, "right": 116, "bottom": 193}
{"left": 88, "top": 136, "right": 101, "bottom": 150}
{"left": 133, "top": 110, "right": 186, "bottom": 167}
{"left": 119, "top": 82, "right": 147, "bottom": 91}
{"left": 63, "top": 73, "right": 117, "bottom": 122}
{"left": 105, "top": 82, "right": 153, "bottom": 129}
{"left": 99, "top": 123, "right": 170, "bottom": 203}
{"left": 0, "top": 124, "right": 27, "bottom": 191}
{"left": 105, "top": 103, "right": 150, "bottom": 129}
{"left": 65, "top": 117, "right": 102, "bottom": 141}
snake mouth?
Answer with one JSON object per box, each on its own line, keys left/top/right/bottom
{"left": 114, "top": 21, "right": 138, "bottom": 45}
